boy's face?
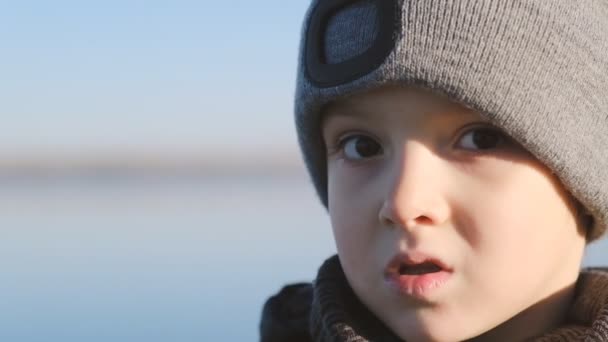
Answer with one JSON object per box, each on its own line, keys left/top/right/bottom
{"left": 321, "top": 85, "right": 587, "bottom": 341}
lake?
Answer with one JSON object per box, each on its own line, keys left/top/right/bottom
{"left": 0, "top": 175, "right": 605, "bottom": 341}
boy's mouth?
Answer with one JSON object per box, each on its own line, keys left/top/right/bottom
{"left": 384, "top": 251, "right": 453, "bottom": 299}
{"left": 398, "top": 261, "right": 443, "bottom": 275}
{"left": 385, "top": 250, "right": 451, "bottom": 276}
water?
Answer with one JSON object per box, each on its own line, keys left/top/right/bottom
{"left": 0, "top": 175, "right": 336, "bottom": 341}
{"left": 0, "top": 175, "right": 605, "bottom": 341}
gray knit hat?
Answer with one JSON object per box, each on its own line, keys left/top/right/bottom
{"left": 294, "top": 0, "right": 608, "bottom": 241}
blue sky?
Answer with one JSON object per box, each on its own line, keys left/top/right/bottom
{"left": 0, "top": 1, "right": 310, "bottom": 156}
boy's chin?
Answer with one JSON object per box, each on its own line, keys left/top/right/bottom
{"left": 384, "top": 311, "right": 488, "bottom": 342}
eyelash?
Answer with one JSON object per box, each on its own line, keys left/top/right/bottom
{"left": 328, "top": 124, "right": 513, "bottom": 161}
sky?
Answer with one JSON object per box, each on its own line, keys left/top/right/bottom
{"left": 0, "top": 0, "right": 310, "bottom": 158}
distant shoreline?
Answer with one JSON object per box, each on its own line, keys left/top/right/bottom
{"left": 0, "top": 152, "right": 307, "bottom": 179}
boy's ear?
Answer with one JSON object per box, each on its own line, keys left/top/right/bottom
{"left": 572, "top": 197, "right": 594, "bottom": 240}
{"left": 583, "top": 214, "right": 595, "bottom": 241}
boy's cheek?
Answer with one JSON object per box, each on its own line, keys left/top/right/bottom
{"left": 329, "top": 208, "right": 367, "bottom": 251}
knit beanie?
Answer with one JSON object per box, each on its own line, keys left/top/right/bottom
{"left": 294, "top": 0, "right": 608, "bottom": 241}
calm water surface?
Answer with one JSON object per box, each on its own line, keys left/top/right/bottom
{"left": 0, "top": 175, "right": 605, "bottom": 341}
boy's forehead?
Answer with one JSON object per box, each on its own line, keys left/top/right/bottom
{"left": 322, "top": 87, "right": 489, "bottom": 125}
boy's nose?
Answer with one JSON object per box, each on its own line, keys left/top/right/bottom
{"left": 378, "top": 141, "right": 449, "bottom": 232}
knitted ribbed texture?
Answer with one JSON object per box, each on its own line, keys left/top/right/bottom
{"left": 310, "top": 255, "right": 401, "bottom": 342}
{"left": 294, "top": 0, "right": 608, "bottom": 240}
{"left": 310, "top": 255, "right": 608, "bottom": 341}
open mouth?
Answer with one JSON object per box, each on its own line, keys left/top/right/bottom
{"left": 385, "top": 250, "right": 452, "bottom": 278}
{"left": 398, "top": 261, "right": 443, "bottom": 275}
{"left": 384, "top": 251, "right": 453, "bottom": 299}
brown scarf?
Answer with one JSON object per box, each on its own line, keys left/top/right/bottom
{"left": 310, "top": 255, "right": 608, "bottom": 341}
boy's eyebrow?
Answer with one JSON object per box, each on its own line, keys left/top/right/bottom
{"left": 323, "top": 102, "right": 370, "bottom": 122}
{"left": 323, "top": 102, "right": 492, "bottom": 126}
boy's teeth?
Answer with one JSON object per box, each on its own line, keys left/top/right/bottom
{"left": 399, "top": 262, "right": 442, "bottom": 275}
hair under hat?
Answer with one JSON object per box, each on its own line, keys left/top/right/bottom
{"left": 294, "top": 0, "right": 608, "bottom": 241}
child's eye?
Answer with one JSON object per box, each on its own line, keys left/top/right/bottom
{"left": 338, "top": 134, "right": 382, "bottom": 161}
{"left": 456, "top": 126, "right": 511, "bottom": 151}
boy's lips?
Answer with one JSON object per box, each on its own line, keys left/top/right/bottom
{"left": 384, "top": 250, "right": 453, "bottom": 300}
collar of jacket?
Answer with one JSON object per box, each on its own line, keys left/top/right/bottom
{"left": 310, "top": 255, "right": 608, "bottom": 341}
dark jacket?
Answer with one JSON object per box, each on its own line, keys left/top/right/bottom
{"left": 260, "top": 255, "right": 608, "bottom": 341}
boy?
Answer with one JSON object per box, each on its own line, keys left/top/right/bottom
{"left": 261, "top": 1, "right": 608, "bottom": 341}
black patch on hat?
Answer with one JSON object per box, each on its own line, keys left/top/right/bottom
{"left": 305, "top": 0, "right": 400, "bottom": 88}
